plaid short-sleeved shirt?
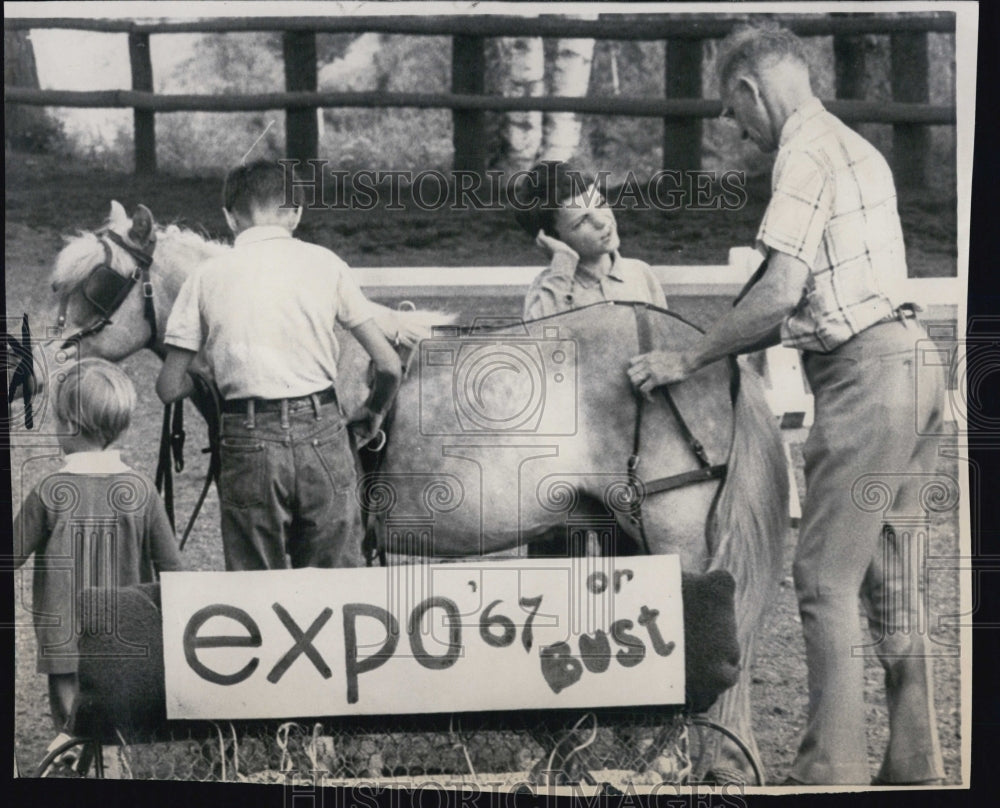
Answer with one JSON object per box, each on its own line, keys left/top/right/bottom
{"left": 757, "top": 97, "right": 909, "bottom": 352}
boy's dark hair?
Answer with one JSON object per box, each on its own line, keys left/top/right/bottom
{"left": 223, "top": 159, "right": 299, "bottom": 217}
{"left": 512, "top": 161, "right": 595, "bottom": 238}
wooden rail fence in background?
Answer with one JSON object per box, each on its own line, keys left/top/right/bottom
{"left": 4, "top": 12, "right": 956, "bottom": 181}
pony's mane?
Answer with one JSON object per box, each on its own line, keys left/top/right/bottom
{"left": 50, "top": 231, "right": 107, "bottom": 293}
{"left": 49, "top": 219, "right": 229, "bottom": 294}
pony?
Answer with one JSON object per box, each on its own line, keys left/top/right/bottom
{"left": 34, "top": 202, "right": 788, "bottom": 782}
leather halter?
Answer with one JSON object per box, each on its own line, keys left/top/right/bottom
{"left": 54, "top": 229, "right": 159, "bottom": 353}
{"left": 625, "top": 304, "right": 733, "bottom": 554}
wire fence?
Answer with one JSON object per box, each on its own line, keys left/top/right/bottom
{"left": 42, "top": 708, "right": 731, "bottom": 787}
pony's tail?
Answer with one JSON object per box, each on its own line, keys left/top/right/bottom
{"left": 698, "top": 359, "right": 788, "bottom": 777}
{"left": 707, "top": 360, "right": 788, "bottom": 640}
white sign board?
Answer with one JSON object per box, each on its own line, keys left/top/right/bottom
{"left": 161, "top": 556, "right": 684, "bottom": 719}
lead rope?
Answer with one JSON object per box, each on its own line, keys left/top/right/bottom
{"left": 155, "top": 404, "right": 175, "bottom": 530}
{"left": 179, "top": 374, "right": 222, "bottom": 551}
{"left": 154, "top": 402, "right": 185, "bottom": 532}
{"left": 627, "top": 389, "right": 653, "bottom": 555}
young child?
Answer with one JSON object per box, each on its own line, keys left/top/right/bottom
{"left": 157, "top": 159, "right": 401, "bottom": 571}
{"left": 515, "top": 161, "right": 669, "bottom": 319}
{"left": 13, "top": 358, "right": 181, "bottom": 758}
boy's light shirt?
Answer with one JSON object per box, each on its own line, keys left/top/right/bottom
{"left": 233, "top": 224, "right": 294, "bottom": 246}
{"left": 60, "top": 449, "right": 130, "bottom": 474}
{"left": 523, "top": 250, "right": 668, "bottom": 320}
{"left": 163, "top": 225, "right": 376, "bottom": 399}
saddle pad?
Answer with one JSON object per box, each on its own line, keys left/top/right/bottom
{"left": 71, "top": 570, "right": 739, "bottom": 739}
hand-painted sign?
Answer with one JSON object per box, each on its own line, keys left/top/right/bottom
{"left": 161, "top": 556, "right": 684, "bottom": 719}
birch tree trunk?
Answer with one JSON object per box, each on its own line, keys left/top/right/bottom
{"left": 541, "top": 36, "right": 595, "bottom": 162}
{"left": 496, "top": 36, "right": 545, "bottom": 171}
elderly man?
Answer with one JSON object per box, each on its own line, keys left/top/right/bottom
{"left": 628, "top": 26, "right": 946, "bottom": 785}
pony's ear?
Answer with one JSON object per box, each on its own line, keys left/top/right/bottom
{"left": 128, "top": 204, "right": 156, "bottom": 247}
{"left": 108, "top": 200, "right": 128, "bottom": 227}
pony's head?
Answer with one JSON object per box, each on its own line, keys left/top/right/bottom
{"left": 30, "top": 201, "right": 225, "bottom": 420}
{"left": 47, "top": 200, "right": 160, "bottom": 362}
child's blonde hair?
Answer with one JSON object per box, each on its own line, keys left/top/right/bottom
{"left": 55, "top": 358, "right": 136, "bottom": 448}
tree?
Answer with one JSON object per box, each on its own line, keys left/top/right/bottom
{"left": 496, "top": 35, "right": 545, "bottom": 169}
{"left": 4, "top": 29, "right": 61, "bottom": 152}
{"left": 495, "top": 14, "right": 596, "bottom": 171}
{"left": 541, "top": 36, "right": 595, "bottom": 163}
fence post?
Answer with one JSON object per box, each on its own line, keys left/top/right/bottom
{"left": 283, "top": 31, "right": 318, "bottom": 164}
{"left": 128, "top": 32, "right": 156, "bottom": 176}
{"left": 663, "top": 39, "right": 702, "bottom": 175}
{"left": 452, "top": 35, "right": 486, "bottom": 177}
{"left": 890, "top": 32, "right": 929, "bottom": 188}
{"left": 834, "top": 32, "right": 866, "bottom": 101}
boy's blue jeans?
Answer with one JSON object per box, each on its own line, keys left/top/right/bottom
{"left": 218, "top": 395, "right": 365, "bottom": 570}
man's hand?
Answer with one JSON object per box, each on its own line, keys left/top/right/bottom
{"left": 536, "top": 229, "right": 579, "bottom": 261}
{"left": 348, "top": 405, "right": 386, "bottom": 449}
{"left": 627, "top": 350, "right": 694, "bottom": 398}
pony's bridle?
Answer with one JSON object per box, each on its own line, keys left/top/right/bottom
{"left": 626, "top": 304, "right": 733, "bottom": 554}
{"left": 54, "top": 229, "right": 159, "bottom": 352}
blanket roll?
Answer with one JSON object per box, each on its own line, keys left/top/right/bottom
{"left": 681, "top": 570, "right": 740, "bottom": 712}
{"left": 71, "top": 570, "right": 739, "bottom": 738}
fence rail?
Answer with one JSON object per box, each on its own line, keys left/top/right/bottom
{"left": 3, "top": 12, "right": 956, "bottom": 179}
{"left": 3, "top": 13, "right": 956, "bottom": 38}
{"left": 3, "top": 87, "right": 956, "bottom": 125}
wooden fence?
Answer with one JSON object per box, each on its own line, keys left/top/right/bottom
{"left": 4, "top": 12, "right": 956, "bottom": 180}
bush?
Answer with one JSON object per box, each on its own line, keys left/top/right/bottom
{"left": 5, "top": 106, "right": 67, "bottom": 154}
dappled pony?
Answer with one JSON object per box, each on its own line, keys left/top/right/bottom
{"left": 36, "top": 203, "right": 787, "bottom": 781}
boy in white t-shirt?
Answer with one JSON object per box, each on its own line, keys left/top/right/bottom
{"left": 157, "top": 160, "right": 401, "bottom": 570}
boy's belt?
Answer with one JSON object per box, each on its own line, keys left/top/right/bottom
{"left": 222, "top": 387, "right": 338, "bottom": 414}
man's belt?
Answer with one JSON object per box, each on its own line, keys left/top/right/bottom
{"left": 221, "top": 387, "right": 338, "bottom": 414}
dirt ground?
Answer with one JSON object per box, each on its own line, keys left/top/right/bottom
{"left": 5, "top": 152, "right": 962, "bottom": 784}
